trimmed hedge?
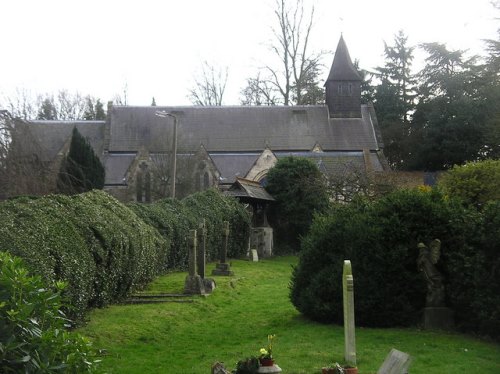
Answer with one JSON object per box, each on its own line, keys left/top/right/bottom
{"left": 290, "top": 188, "right": 500, "bottom": 340}
{"left": 0, "top": 189, "right": 250, "bottom": 320}
{"left": 0, "top": 190, "right": 166, "bottom": 320}
{"left": 129, "top": 189, "right": 251, "bottom": 270}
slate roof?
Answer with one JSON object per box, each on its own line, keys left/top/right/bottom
{"left": 275, "top": 151, "right": 384, "bottom": 174}
{"left": 24, "top": 120, "right": 105, "bottom": 162}
{"left": 326, "top": 35, "right": 361, "bottom": 82}
{"left": 226, "top": 177, "right": 275, "bottom": 201}
{"left": 210, "top": 153, "right": 260, "bottom": 183}
{"left": 104, "top": 153, "right": 135, "bottom": 185}
{"left": 109, "top": 104, "right": 380, "bottom": 153}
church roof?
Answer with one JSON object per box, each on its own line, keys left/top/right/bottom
{"left": 226, "top": 177, "right": 275, "bottom": 201}
{"left": 109, "top": 104, "right": 380, "bottom": 153}
{"left": 326, "top": 35, "right": 361, "bottom": 82}
{"left": 23, "top": 120, "right": 105, "bottom": 162}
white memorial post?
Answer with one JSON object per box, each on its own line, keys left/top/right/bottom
{"left": 343, "top": 260, "right": 356, "bottom": 367}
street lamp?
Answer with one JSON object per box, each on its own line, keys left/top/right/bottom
{"left": 155, "top": 110, "right": 178, "bottom": 199}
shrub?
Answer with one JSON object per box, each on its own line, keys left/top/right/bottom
{"left": 0, "top": 251, "right": 100, "bottom": 373}
{"left": 438, "top": 159, "right": 500, "bottom": 208}
{"left": 265, "top": 157, "right": 329, "bottom": 251}
{"left": 290, "top": 189, "right": 479, "bottom": 328}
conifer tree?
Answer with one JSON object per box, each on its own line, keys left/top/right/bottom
{"left": 57, "top": 128, "right": 105, "bottom": 193}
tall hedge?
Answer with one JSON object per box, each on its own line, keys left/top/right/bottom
{"left": 129, "top": 189, "right": 251, "bottom": 270}
{"left": 0, "top": 190, "right": 166, "bottom": 320}
{"left": 290, "top": 188, "right": 499, "bottom": 339}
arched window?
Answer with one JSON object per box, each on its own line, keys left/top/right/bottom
{"left": 203, "top": 172, "right": 210, "bottom": 189}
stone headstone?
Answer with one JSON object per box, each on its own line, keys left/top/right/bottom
{"left": 184, "top": 229, "right": 206, "bottom": 295}
{"left": 251, "top": 249, "right": 259, "bottom": 262}
{"left": 343, "top": 260, "right": 356, "bottom": 367}
{"left": 377, "top": 348, "right": 412, "bottom": 374}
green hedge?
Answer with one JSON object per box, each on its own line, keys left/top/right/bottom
{"left": 0, "top": 190, "right": 166, "bottom": 320}
{"left": 0, "top": 189, "right": 250, "bottom": 321}
{"left": 290, "top": 188, "right": 500, "bottom": 340}
{"left": 129, "top": 189, "right": 251, "bottom": 270}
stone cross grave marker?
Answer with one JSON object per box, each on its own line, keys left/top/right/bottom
{"left": 184, "top": 229, "right": 206, "bottom": 294}
{"left": 197, "top": 219, "right": 207, "bottom": 279}
{"left": 343, "top": 260, "right": 356, "bottom": 367}
{"left": 211, "top": 221, "right": 234, "bottom": 276}
{"left": 377, "top": 348, "right": 412, "bottom": 374}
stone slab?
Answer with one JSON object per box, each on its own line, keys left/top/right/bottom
{"left": 377, "top": 348, "right": 411, "bottom": 374}
{"left": 257, "top": 364, "right": 282, "bottom": 373}
{"left": 424, "top": 307, "right": 454, "bottom": 330}
{"left": 184, "top": 274, "right": 206, "bottom": 295}
{"left": 211, "top": 262, "right": 234, "bottom": 276}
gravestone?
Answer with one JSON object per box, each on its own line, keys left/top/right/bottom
{"left": 377, "top": 348, "right": 412, "bottom": 374}
{"left": 197, "top": 219, "right": 207, "bottom": 279}
{"left": 251, "top": 249, "right": 259, "bottom": 262}
{"left": 212, "top": 221, "right": 234, "bottom": 276}
{"left": 184, "top": 229, "right": 206, "bottom": 295}
{"left": 343, "top": 260, "right": 356, "bottom": 367}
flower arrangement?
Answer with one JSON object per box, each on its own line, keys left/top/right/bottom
{"left": 258, "top": 334, "right": 276, "bottom": 364}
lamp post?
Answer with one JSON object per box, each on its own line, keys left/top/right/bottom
{"left": 155, "top": 110, "right": 178, "bottom": 199}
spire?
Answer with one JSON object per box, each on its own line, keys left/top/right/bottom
{"left": 326, "top": 35, "right": 361, "bottom": 82}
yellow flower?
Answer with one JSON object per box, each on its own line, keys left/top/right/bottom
{"left": 260, "top": 348, "right": 268, "bottom": 356}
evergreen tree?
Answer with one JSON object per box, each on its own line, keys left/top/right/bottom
{"left": 375, "top": 30, "right": 417, "bottom": 123}
{"left": 36, "top": 97, "right": 58, "bottom": 120}
{"left": 151, "top": 97, "right": 157, "bottom": 106}
{"left": 409, "top": 43, "right": 488, "bottom": 170}
{"left": 94, "top": 99, "right": 106, "bottom": 120}
{"left": 57, "top": 128, "right": 105, "bottom": 194}
{"left": 373, "top": 31, "right": 417, "bottom": 169}
{"left": 82, "top": 97, "right": 96, "bottom": 120}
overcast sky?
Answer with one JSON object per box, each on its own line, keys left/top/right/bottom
{"left": 0, "top": 0, "right": 498, "bottom": 107}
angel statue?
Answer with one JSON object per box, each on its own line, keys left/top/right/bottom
{"left": 417, "top": 239, "right": 445, "bottom": 307}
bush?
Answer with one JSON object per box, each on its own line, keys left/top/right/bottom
{"left": 438, "top": 159, "right": 500, "bottom": 208}
{"left": 0, "top": 190, "right": 166, "bottom": 320}
{"left": 265, "top": 157, "right": 329, "bottom": 251}
{"left": 129, "top": 189, "right": 251, "bottom": 270}
{"left": 0, "top": 251, "right": 100, "bottom": 373}
{"left": 290, "top": 189, "right": 480, "bottom": 328}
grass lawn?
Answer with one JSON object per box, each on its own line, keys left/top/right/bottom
{"left": 80, "top": 256, "right": 500, "bottom": 373}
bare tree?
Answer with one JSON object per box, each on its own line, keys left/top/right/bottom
{"left": 240, "top": 73, "right": 279, "bottom": 106}
{"left": 188, "top": 61, "right": 228, "bottom": 106}
{"left": 1, "top": 88, "right": 38, "bottom": 120}
{"left": 241, "top": 0, "right": 325, "bottom": 106}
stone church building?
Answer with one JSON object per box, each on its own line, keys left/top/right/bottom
{"left": 21, "top": 35, "right": 389, "bottom": 202}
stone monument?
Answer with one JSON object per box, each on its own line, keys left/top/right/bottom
{"left": 212, "top": 221, "right": 234, "bottom": 276}
{"left": 343, "top": 260, "right": 356, "bottom": 367}
{"left": 377, "top": 348, "right": 412, "bottom": 374}
{"left": 417, "top": 239, "right": 454, "bottom": 330}
{"left": 183, "top": 229, "right": 206, "bottom": 295}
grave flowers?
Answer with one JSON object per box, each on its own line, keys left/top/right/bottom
{"left": 258, "top": 334, "right": 276, "bottom": 366}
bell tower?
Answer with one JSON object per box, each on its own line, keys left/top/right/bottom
{"left": 325, "top": 35, "right": 362, "bottom": 118}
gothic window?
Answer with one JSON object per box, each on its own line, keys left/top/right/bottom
{"left": 136, "top": 162, "right": 151, "bottom": 203}
{"left": 203, "top": 172, "right": 210, "bottom": 189}
{"left": 348, "top": 83, "right": 353, "bottom": 96}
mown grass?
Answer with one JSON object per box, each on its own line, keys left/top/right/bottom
{"left": 80, "top": 256, "right": 500, "bottom": 373}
